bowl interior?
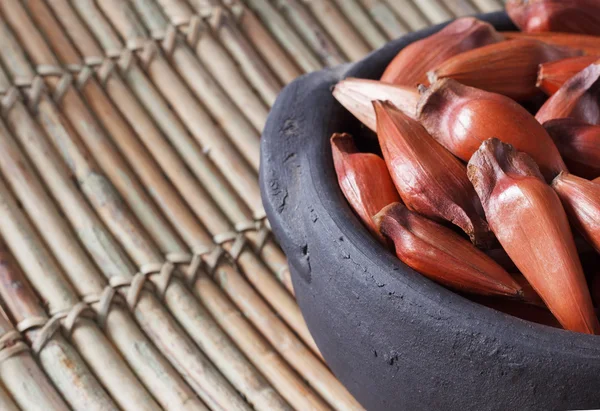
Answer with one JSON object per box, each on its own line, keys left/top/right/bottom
{"left": 326, "top": 16, "right": 600, "bottom": 339}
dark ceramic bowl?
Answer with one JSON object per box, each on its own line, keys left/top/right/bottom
{"left": 260, "top": 12, "right": 600, "bottom": 411}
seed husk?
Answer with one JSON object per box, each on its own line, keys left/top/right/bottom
{"left": 468, "top": 138, "right": 599, "bottom": 334}
{"left": 331, "top": 132, "right": 400, "bottom": 242}
{"left": 380, "top": 17, "right": 503, "bottom": 87}
{"left": 537, "top": 55, "right": 600, "bottom": 95}
{"left": 374, "top": 202, "right": 522, "bottom": 297}
{"left": 536, "top": 59, "right": 600, "bottom": 124}
{"left": 374, "top": 100, "right": 494, "bottom": 248}
{"left": 417, "top": 79, "right": 567, "bottom": 181}
{"left": 332, "top": 78, "right": 419, "bottom": 131}
{"left": 552, "top": 172, "right": 600, "bottom": 254}
{"left": 503, "top": 31, "right": 600, "bottom": 55}
{"left": 506, "top": 0, "right": 600, "bottom": 35}
{"left": 429, "top": 39, "right": 582, "bottom": 101}
{"left": 543, "top": 118, "right": 600, "bottom": 179}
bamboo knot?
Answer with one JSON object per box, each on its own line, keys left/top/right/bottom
{"left": 161, "top": 235, "right": 254, "bottom": 288}
{"left": 221, "top": 1, "right": 245, "bottom": 20}
{"left": 185, "top": 16, "right": 203, "bottom": 46}
{"left": 160, "top": 25, "right": 179, "bottom": 57}
{"left": 227, "top": 233, "right": 249, "bottom": 262}
{"left": 166, "top": 245, "right": 226, "bottom": 285}
{"left": 207, "top": 7, "right": 227, "bottom": 30}
{"left": 136, "top": 42, "right": 159, "bottom": 70}
{"left": 0, "top": 86, "right": 20, "bottom": 117}
{"left": 15, "top": 302, "right": 96, "bottom": 354}
{"left": 235, "top": 219, "right": 260, "bottom": 233}
{"left": 253, "top": 223, "right": 272, "bottom": 254}
{"left": 83, "top": 286, "right": 126, "bottom": 329}
{"left": 0, "top": 330, "right": 28, "bottom": 363}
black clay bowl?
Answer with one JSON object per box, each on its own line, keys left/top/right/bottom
{"left": 260, "top": 12, "right": 600, "bottom": 411}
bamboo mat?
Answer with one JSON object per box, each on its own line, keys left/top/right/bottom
{"left": 0, "top": 1, "right": 503, "bottom": 410}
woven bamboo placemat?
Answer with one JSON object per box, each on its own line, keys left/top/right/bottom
{"left": 0, "top": 1, "right": 503, "bottom": 410}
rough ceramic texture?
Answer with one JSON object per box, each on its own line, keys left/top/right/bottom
{"left": 260, "top": 12, "right": 600, "bottom": 411}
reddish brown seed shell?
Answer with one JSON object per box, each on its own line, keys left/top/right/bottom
{"left": 468, "top": 138, "right": 599, "bottom": 334}
{"left": 374, "top": 100, "right": 494, "bottom": 248}
{"left": 507, "top": 0, "right": 600, "bottom": 35}
{"left": 417, "top": 79, "right": 567, "bottom": 181}
{"left": 331, "top": 133, "right": 401, "bottom": 242}
{"left": 543, "top": 118, "right": 600, "bottom": 179}
{"left": 503, "top": 31, "right": 600, "bottom": 55}
{"left": 374, "top": 202, "right": 522, "bottom": 297}
{"left": 429, "top": 38, "right": 582, "bottom": 101}
{"left": 552, "top": 172, "right": 600, "bottom": 254}
{"left": 381, "top": 17, "right": 503, "bottom": 87}
{"left": 537, "top": 55, "right": 599, "bottom": 95}
{"left": 332, "top": 78, "right": 419, "bottom": 131}
{"left": 536, "top": 59, "right": 600, "bottom": 125}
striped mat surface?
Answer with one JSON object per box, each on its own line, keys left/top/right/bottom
{"left": 0, "top": 1, "right": 502, "bottom": 410}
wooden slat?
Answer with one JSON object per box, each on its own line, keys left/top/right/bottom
{"left": 331, "top": 0, "right": 388, "bottom": 49}
{"left": 357, "top": 0, "right": 408, "bottom": 39}
{"left": 272, "top": 0, "right": 346, "bottom": 66}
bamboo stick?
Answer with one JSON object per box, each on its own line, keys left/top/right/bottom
{"left": 413, "top": 0, "right": 454, "bottom": 24}
{"left": 246, "top": 228, "right": 295, "bottom": 295}
{"left": 68, "top": 0, "right": 293, "bottom": 289}
{"left": 73, "top": 0, "right": 289, "bottom": 296}
{"left": 0, "top": 201, "right": 118, "bottom": 411}
{"left": 19, "top": 91, "right": 324, "bottom": 408}
{"left": 330, "top": 0, "right": 387, "bottom": 49}
{"left": 144, "top": 0, "right": 271, "bottom": 129}
{"left": 383, "top": 0, "right": 429, "bottom": 31}
{"left": 56, "top": 0, "right": 295, "bottom": 294}
{"left": 5, "top": 2, "right": 356, "bottom": 408}
{"left": 0, "top": 382, "right": 19, "bottom": 411}
{"left": 208, "top": 260, "right": 364, "bottom": 410}
{"left": 3, "top": 5, "right": 358, "bottom": 410}
{"left": 33, "top": 0, "right": 311, "bottom": 356}
{"left": 297, "top": 0, "right": 371, "bottom": 61}
{"left": 158, "top": 0, "right": 282, "bottom": 106}
{"left": 69, "top": 2, "right": 254, "bottom": 231}
{"left": 82, "top": 0, "right": 264, "bottom": 215}
{"left": 0, "top": 115, "right": 187, "bottom": 411}
{"left": 87, "top": 71, "right": 308, "bottom": 351}
{"left": 1, "top": 4, "right": 287, "bottom": 410}
{"left": 221, "top": 0, "right": 302, "bottom": 84}
{"left": 0, "top": 312, "right": 67, "bottom": 411}
{"left": 17, "top": 88, "right": 221, "bottom": 410}
{"left": 470, "top": 0, "right": 503, "bottom": 13}
{"left": 0, "top": 88, "right": 209, "bottom": 411}
{"left": 440, "top": 0, "right": 478, "bottom": 16}
{"left": 31, "top": 0, "right": 295, "bottom": 348}
{"left": 130, "top": 0, "right": 264, "bottom": 164}
{"left": 0, "top": 8, "right": 264, "bottom": 409}
{"left": 11, "top": 85, "right": 247, "bottom": 411}
{"left": 356, "top": 0, "right": 408, "bottom": 39}
{"left": 0, "top": 143, "right": 169, "bottom": 410}
{"left": 0, "top": 71, "right": 214, "bottom": 411}
{"left": 69, "top": 0, "right": 259, "bottom": 224}
{"left": 69, "top": 3, "right": 292, "bottom": 290}
{"left": 271, "top": 0, "right": 347, "bottom": 65}
{"left": 243, "top": 0, "right": 322, "bottom": 71}
{"left": 195, "top": 276, "right": 331, "bottom": 410}
{"left": 112, "top": 0, "right": 262, "bottom": 170}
